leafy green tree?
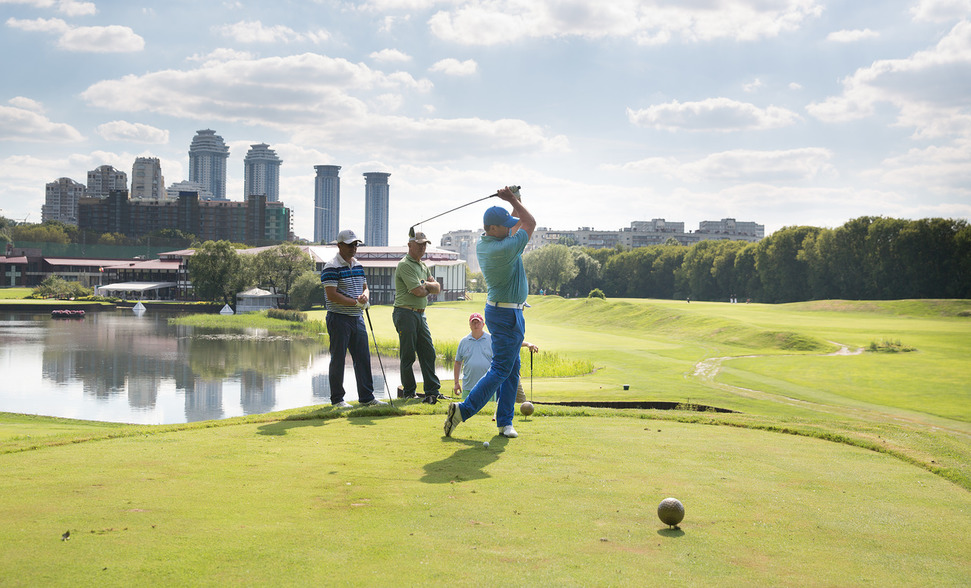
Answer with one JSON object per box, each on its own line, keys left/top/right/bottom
{"left": 680, "top": 240, "right": 722, "bottom": 300}
{"left": 563, "top": 247, "right": 601, "bottom": 298}
{"left": 288, "top": 270, "right": 325, "bottom": 311}
{"left": 188, "top": 240, "right": 252, "bottom": 304}
{"left": 956, "top": 222, "right": 971, "bottom": 298}
{"left": 710, "top": 240, "right": 748, "bottom": 301}
{"left": 11, "top": 222, "right": 71, "bottom": 244}
{"left": 652, "top": 245, "right": 686, "bottom": 299}
{"left": 864, "top": 218, "right": 908, "bottom": 299}
{"left": 32, "top": 275, "right": 91, "bottom": 299}
{"left": 466, "top": 269, "right": 486, "bottom": 293}
{"left": 755, "top": 226, "right": 821, "bottom": 303}
{"left": 733, "top": 243, "right": 761, "bottom": 302}
{"left": 97, "top": 232, "right": 131, "bottom": 246}
{"left": 252, "top": 243, "right": 314, "bottom": 303}
{"left": 523, "top": 244, "right": 578, "bottom": 295}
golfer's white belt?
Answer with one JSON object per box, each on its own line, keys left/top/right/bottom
{"left": 486, "top": 300, "right": 526, "bottom": 309}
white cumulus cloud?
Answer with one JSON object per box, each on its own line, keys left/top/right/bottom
{"left": 911, "top": 0, "right": 971, "bottom": 22}
{"left": 213, "top": 20, "right": 329, "bottom": 44}
{"left": 0, "top": 0, "right": 95, "bottom": 16}
{"left": 96, "top": 120, "right": 170, "bottom": 144}
{"left": 617, "top": 148, "right": 835, "bottom": 183}
{"left": 428, "top": 0, "right": 824, "bottom": 46}
{"left": 827, "top": 28, "right": 879, "bottom": 43}
{"left": 429, "top": 58, "right": 478, "bottom": 76}
{"left": 808, "top": 19, "right": 971, "bottom": 138}
{"left": 6, "top": 17, "right": 144, "bottom": 52}
{"left": 0, "top": 101, "right": 83, "bottom": 142}
{"left": 628, "top": 98, "right": 802, "bottom": 132}
{"left": 369, "top": 48, "right": 412, "bottom": 63}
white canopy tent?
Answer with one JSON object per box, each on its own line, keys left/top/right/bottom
{"left": 96, "top": 282, "right": 178, "bottom": 300}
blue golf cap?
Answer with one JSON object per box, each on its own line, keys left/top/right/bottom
{"left": 484, "top": 206, "right": 519, "bottom": 228}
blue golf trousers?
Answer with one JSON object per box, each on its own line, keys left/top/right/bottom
{"left": 459, "top": 304, "right": 525, "bottom": 427}
{"left": 326, "top": 311, "right": 375, "bottom": 404}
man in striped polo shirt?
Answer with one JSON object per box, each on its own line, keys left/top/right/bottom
{"left": 321, "top": 229, "right": 387, "bottom": 408}
{"left": 444, "top": 186, "right": 535, "bottom": 439}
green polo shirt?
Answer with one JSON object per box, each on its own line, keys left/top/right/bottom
{"left": 394, "top": 254, "right": 432, "bottom": 308}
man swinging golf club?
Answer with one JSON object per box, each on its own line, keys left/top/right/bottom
{"left": 444, "top": 186, "right": 535, "bottom": 439}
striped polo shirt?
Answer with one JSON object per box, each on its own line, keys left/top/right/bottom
{"left": 320, "top": 253, "right": 366, "bottom": 316}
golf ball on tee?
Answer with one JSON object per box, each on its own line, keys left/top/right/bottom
{"left": 657, "top": 497, "right": 685, "bottom": 527}
{"left": 483, "top": 441, "right": 489, "bottom": 448}
{"left": 520, "top": 401, "right": 534, "bottom": 416}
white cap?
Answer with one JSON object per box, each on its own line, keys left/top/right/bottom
{"left": 335, "top": 229, "right": 363, "bottom": 245}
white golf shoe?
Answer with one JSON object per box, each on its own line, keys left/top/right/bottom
{"left": 500, "top": 425, "right": 518, "bottom": 438}
{"left": 444, "top": 402, "right": 462, "bottom": 437}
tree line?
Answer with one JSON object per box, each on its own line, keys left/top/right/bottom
{"left": 522, "top": 217, "right": 971, "bottom": 303}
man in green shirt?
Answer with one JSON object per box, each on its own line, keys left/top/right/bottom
{"left": 393, "top": 231, "right": 443, "bottom": 404}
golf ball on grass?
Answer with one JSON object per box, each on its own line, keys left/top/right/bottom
{"left": 520, "top": 401, "right": 534, "bottom": 416}
{"left": 483, "top": 441, "right": 489, "bottom": 448}
{"left": 657, "top": 497, "right": 685, "bottom": 528}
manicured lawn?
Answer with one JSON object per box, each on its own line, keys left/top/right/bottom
{"left": 2, "top": 296, "right": 969, "bottom": 585}
{"left": 1, "top": 413, "right": 969, "bottom": 586}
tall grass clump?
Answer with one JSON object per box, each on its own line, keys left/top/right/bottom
{"left": 868, "top": 338, "right": 917, "bottom": 353}
{"left": 521, "top": 349, "right": 594, "bottom": 377}
{"left": 266, "top": 308, "right": 307, "bottom": 322}
{"left": 437, "top": 339, "right": 458, "bottom": 365}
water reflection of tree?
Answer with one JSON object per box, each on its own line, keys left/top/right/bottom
{"left": 187, "top": 335, "right": 321, "bottom": 380}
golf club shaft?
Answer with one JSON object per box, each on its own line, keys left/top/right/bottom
{"left": 409, "top": 186, "right": 520, "bottom": 235}
{"left": 364, "top": 307, "right": 394, "bottom": 408}
{"left": 530, "top": 350, "right": 533, "bottom": 402}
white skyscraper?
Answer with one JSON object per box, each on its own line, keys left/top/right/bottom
{"left": 314, "top": 165, "right": 340, "bottom": 244}
{"left": 243, "top": 143, "right": 282, "bottom": 202}
{"left": 188, "top": 129, "right": 229, "bottom": 200}
{"left": 86, "top": 165, "right": 127, "bottom": 199}
{"left": 42, "top": 177, "right": 86, "bottom": 225}
{"left": 364, "top": 172, "right": 390, "bottom": 247}
{"left": 131, "top": 157, "right": 165, "bottom": 200}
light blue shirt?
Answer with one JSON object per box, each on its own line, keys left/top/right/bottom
{"left": 477, "top": 229, "right": 529, "bottom": 304}
{"left": 456, "top": 332, "right": 492, "bottom": 392}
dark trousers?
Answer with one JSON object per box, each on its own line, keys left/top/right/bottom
{"left": 326, "top": 311, "right": 375, "bottom": 404}
{"left": 392, "top": 307, "right": 440, "bottom": 395}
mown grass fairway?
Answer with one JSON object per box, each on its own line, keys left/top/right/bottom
{"left": 2, "top": 297, "right": 970, "bottom": 586}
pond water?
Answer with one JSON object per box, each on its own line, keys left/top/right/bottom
{"left": 0, "top": 310, "right": 445, "bottom": 424}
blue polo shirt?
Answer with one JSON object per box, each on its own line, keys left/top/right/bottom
{"left": 477, "top": 229, "right": 529, "bottom": 304}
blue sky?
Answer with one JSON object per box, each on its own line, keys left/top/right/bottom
{"left": 1, "top": 0, "right": 969, "bottom": 243}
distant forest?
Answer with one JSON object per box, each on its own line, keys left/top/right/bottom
{"left": 552, "top": 217, "right": 970, "bottom": 303}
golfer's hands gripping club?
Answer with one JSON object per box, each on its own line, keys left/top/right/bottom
{"left": 497, "top": 185, "right": 521, "bottom": 203}
{"left": 355, "top": 294, "right": 370, "bottom": 309}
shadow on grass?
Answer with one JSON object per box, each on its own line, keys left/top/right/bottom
{"left": 421, "top": 434, "right": 510, "bottom": 484}
{"left": 657, "top": 528, "right": 685, "bottom": 538}
{"left": 255, "top": 404, "right": 399, "bottom": 436}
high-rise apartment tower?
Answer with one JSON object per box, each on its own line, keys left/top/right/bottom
{"left": 363, "top": 172, "right": 390, "bottom": 247}
{"left": 314, "top": 165, "right": 340, "bottom": 244}
{"left": 243, "top": 143, "right": 282, "bottom": 202}
{"left": 131, "top": 157, "right": 165, "bottom": 200}
{"left": 42, "top": 177, "right": 86, "bottom": 225}
{"left": 188, "top": 129, "right": 229, "bottom": 200}
{"left": 86, "top": 165, "right": 127, "bottom": 199}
